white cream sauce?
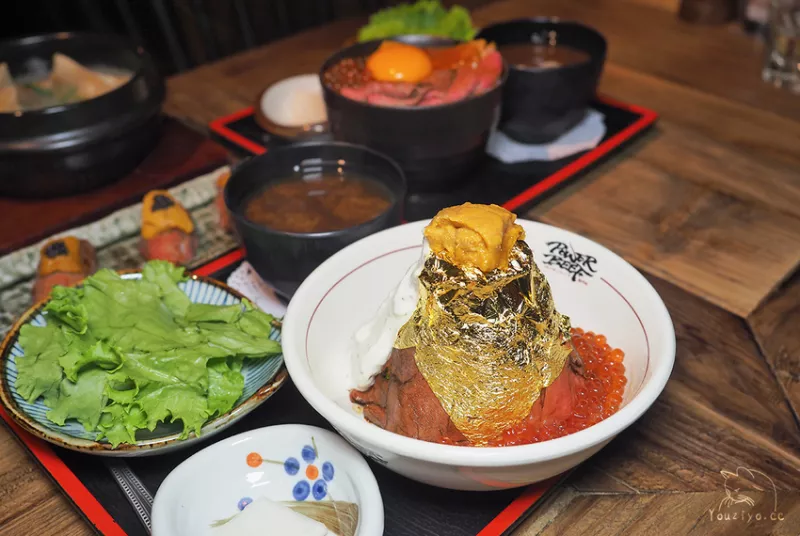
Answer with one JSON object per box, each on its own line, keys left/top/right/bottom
{"left": 351, "top": 242, "right": 428, "bottom": 389}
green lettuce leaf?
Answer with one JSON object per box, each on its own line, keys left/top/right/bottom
{"left": 104, "top": 373, "right": 139, "bottom": 406}
{"left": 59, "top": 340, "right": 121, "bottom": 382}
{"left": 142, "top": 261, "right": 191, "bottom": 317}
{"left": 207, "top": 358, "right": 245, "bottom": 416}
{"left": 357, "top": 0, "right": 476, "bottom": 42}
{"left": 14, "top": 324, "right": 66, "bottom": 404}
{"left": 185, "top": 303, "right": 243, "bottom": 324}
{"left": 96, "top": 404, "right": 147, "bottom": 447}
{"left": 44, "top": 286, "right": 88, "bottom": 334}
{"left": 236, "top": 305, "right": 277, "bottom": 339}
{"left": 137, "top": 384, "right": 209, "bottom": 438}
{"left": 46, "top": 368, "right": 109, "bottom": 430}
{"left": 198, "top": 322, "right": 282, "bottom": 357}
{"left": 119, "top": 346, "right": 223, "bottom": 390}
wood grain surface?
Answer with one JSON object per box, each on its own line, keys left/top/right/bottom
{"left": 2, "top": 0, "right": 799, "bottom": 535}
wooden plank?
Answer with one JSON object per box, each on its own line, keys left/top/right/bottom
{"left": 518, "top": 491, "right": 800, "bottom": 535}
{"left": 540, "top": 152, "right": 800, "bottom": 317}
{"left": 635, "top": 123, "right": 800, "bottom": 220}
{"left": 0, "top": 427, "right": 93, "bottom": 536}
{"left": 748, "top": 271, "right": 800, "bottom": 429}
{"left": 599, "top": 63, "right": 800, "bottom": 171}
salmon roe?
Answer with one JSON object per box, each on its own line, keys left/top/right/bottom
{"left": 323, "top": 57, "right": 372, "bottom": 90}
{"left": 492, "top": 328, "right": 627, "bottom": 446}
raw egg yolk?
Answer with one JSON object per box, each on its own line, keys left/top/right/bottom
{"left": 366, "top": 42, "right": 433, "bottom": 83}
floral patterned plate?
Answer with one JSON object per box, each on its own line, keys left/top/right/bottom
{"left": 152, "top": 425, "right": 383, "bottom": 536}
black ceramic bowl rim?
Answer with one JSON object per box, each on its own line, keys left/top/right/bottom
{"left": 0, "top": 32, "right": 152, "bottom": 117}
{"left": 225, "top": 140, "right": 407, "bottom": 239}
{"left": 318, "top": 35, "right": 509, "bottom": 114}
{"left": 477, "top": 18, "right": 607, "bottom": 74}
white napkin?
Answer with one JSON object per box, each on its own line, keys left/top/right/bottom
{"left": 227, "top": 262, "right": 287, "bottom": 317}
{"left": 486, "top": 109, "right": 607, "bottom": 164}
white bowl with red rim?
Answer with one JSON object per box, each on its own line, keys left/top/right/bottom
{"left": 282, "top": 219, "right": 675, "bottom": 491}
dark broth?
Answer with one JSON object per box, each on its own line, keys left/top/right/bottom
{"left": 244, "top": 173, "right": 392, "bottom": 233}
{"left": 498, "top": 43, "right": 591, "bottom": 70}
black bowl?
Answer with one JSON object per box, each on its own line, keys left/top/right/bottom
{"left": 225, "top": 142, "right": 407, "bottom": 297}
{"left": 477, "top": 19, "right": 607, "bottom": 144}
{"left": 0, "top": 32, "right": 165, "bottom": 198}
{"left": 319, "top": 35, "right": 507, "bottom": 194}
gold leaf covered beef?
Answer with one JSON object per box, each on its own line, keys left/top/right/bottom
{"left": 396, "top": 204, "right": 572, "bottom": 445}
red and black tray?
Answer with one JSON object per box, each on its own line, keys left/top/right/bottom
{"left": 0, "top": 96, "right": 657, "bottom": 536}
{"left": 1, "top": 250, "right": 564, "bottom": 536}
{"left": 209, "top": 95, "right": 658, "bottom": 220}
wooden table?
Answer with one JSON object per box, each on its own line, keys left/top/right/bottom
{"left": 2, "top": 0, "right": 799, "bottom": 534}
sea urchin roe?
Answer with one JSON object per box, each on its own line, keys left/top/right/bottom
{"left": 424, "top": 202, "right": 525, "bottom": 272}
{"left": 488, "top": 328, "right": 627, "bottom": 446}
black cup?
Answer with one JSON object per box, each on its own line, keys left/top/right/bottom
{"left": 478, "top": 19, "right": 607, "bottom": 144}
{"left": 225, "top": 142, "right": 407, "bottom": 297}
{"left": 0, "top": 32, "right": 164, "bottom": 198}
{"left": 320, "top": 36, "right": 507, "bottom": 194}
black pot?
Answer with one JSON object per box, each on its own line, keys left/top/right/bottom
{"left": 0, "top": 33, "right": 165, "bottom": 198}
{"left": 319, "top": 36, "right": 507, "bottom": 194}
{"left": 478, "top": 20, "right": 607, "bottom": 144}
{"left": 225, "top": 142, "right": 407, "bottom": 297}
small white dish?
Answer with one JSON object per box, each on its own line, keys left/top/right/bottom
{"left": 255, "top": 74, "right": 329, "bottom": 140}
{"left": 282, "top": 219, "right": 676, "bottom": 491}
{"left": 152, "top": 424, "right": 383, "bottom": 536}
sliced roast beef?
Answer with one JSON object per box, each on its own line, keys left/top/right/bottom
{"left": 350, "top": 347, "right": 470, "bottom": 446}
{"left": 351, "top": 348, "right": 588, "bottom": 446}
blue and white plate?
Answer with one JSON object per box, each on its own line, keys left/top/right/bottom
{"left": 152, "top": 425, "right": 384, "bottom": 536}
{"left": 0, "top": 272, "right": 286, "bottom": 457}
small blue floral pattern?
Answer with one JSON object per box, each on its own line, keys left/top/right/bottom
{"left": 282, "top": 439, "right": 334, "bottom": 501}
{"left": 239, "top": 437, "right": 335, "bottom": 510}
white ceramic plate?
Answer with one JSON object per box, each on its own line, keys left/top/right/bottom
{"left": 152, "top": 424, "right": 383, "bottom": 536}
{"left": 282, "top": 220, "right": 676, "bottom": 490}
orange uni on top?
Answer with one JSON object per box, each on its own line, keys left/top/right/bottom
{"left": 424, "top": 203, "right": 525, "bottom": 272}
{"left": 140, "top": 190, "right": 194, "bottom": 240}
